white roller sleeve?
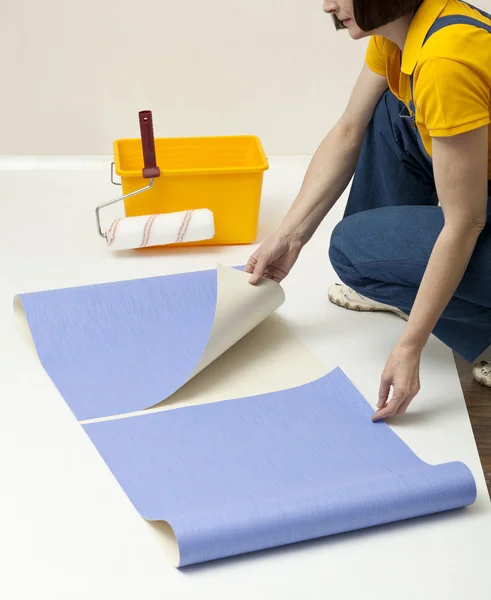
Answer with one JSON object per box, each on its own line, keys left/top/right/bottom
{"left": 105, "top": 209, "right": 215, "bottom": 250}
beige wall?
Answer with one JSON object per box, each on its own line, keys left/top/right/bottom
{"left": 3, "top": 1, "right": 490, "bottom": 156}
{"left": 2, "top": 0, "right": 367, "bottom": 155}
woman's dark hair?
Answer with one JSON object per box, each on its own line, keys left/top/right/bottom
{"left": 333, "top": 0, "right": 424, "bottom": 31}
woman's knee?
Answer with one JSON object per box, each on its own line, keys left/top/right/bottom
{"left": 329, "top": 205, "right": 444, "bottom": 291}
{"left": 328, "top": 218, "right": 359, "bottom": 286}
{"left": 328, "top": 208, "right": 399, "bottom": 287}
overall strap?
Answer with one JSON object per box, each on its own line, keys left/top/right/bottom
{"left": 409, "top": 6, "right": 491, "bottom": 115}
{"left": 461, "top": 2, "right": 491, "bottom": 20}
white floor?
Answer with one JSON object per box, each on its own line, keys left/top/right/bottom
{"left": 1, "top": 157, "right": 490, "bottom": 599}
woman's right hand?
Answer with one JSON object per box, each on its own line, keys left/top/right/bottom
{"left": 244, "top": 230, "right": 304, "bottom": 284}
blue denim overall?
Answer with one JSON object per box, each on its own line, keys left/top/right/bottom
{"left": 329, "top": 3, "right": 491, "bottom": 363}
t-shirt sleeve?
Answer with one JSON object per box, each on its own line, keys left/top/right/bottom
{"left": 415, "top": 57, "right": 491, "bottom": 137}
{"left": 365, "top": 36, "right": 387, "bottom": 76}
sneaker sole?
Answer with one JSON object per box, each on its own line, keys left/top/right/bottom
{"left": 472, "top": 366, "right": 491, "bottom": 388}
{"left": 328, "top": 293, "right": 409, "bottom": 321}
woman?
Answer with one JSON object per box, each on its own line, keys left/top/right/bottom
{"left": 244, "top": 0, "right": 491, "bottom": 421}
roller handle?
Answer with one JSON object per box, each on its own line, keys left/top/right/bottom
{"left": 139, "top": 110, "right": 160, "bottom": 179}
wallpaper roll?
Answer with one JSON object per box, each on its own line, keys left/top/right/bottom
{"left": 13, "top": 264, "right": 477, "bottom": 567}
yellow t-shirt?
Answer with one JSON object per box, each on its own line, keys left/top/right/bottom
{"left": 365, "top": 0, "right": 491, "bottom": 177}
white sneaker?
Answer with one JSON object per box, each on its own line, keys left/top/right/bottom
{"left": 328, "top": 283, "right": 408, "bottom": 321}
{"left": 472, "top": 361, "right": 491, "bottom": 387}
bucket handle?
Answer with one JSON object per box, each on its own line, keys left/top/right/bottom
{"left": 139, "top": 110, "right": 161, "bottom": 179}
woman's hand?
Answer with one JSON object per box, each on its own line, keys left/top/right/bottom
{"left": 244, "top": 230, "right": 304, "bottom": 284}
{"left": 372, "top": 343, "right": 422, "bottom": 422}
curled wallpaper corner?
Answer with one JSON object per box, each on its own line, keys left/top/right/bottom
{"left": 189, "top": 263, "right": 285, "bottom": 379}
{"left": 13, "top": 264, "right": 285, "bottom": 421}
{"left": 83, "top": 368, "right": 477, "bottom": 567}
{"left": 148, "top": 521, "right": 181, "bottom": 568}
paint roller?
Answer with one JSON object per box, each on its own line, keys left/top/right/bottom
{"left": 95, "top": 110, "right": 215, "bottom": 251}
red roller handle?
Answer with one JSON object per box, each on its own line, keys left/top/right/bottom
{"left": 139, "top": 110, "right": 160, "bottom": 179}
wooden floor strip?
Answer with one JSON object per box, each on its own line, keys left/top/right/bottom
{"left": 454, "top": 353, "right": 491, "bottom": 498}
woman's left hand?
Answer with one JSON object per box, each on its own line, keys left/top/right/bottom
{"left": 372, "top": 343, "right": 422, "bottom": 422}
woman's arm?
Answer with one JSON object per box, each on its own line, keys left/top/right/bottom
{"left": 374, "top": 125, "right": 489, "bottom": 422}
{"left": 399, "top": 126, "right": 489, "bottom": 350}
{"left": 280, "top": 64, "right": 388, "bottom": 245}
{"left": 245, "top": 64, "right": 387, "bottom": 283}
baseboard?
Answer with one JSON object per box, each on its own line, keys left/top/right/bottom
{"left": 0, "top": 156, "right": 112, "bottom": 171}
